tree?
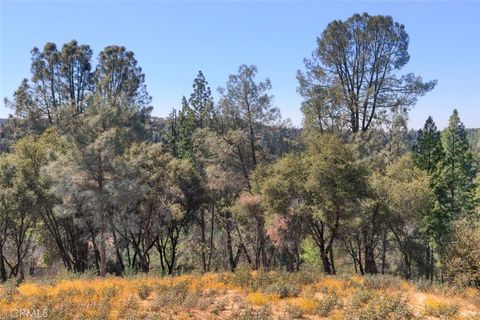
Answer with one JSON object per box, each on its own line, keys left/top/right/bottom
{"left": 59, "top": 40, "right": 93, "bottom": 113}
{"left": 169, "top": 72, "right": 216, "bottom": 272}
{"left": 297, "top": 13, "right": 436, "bottom": 133}
{"left": 218, "top": 64, "right": 279, "bottom": 175}
{"left": 45, "top": 96, "right": 149, "bottom": 276}
{"left": 117, "top": 143, "right": 205, "bottom": 274}
{"left": 0, "top": 136, "right": 52, "bottom": 282}
{"left": 176, "top": 97, "right": 198, "bottom": 160}
{"left": 231, "top": 192, "right": 270, "bottom": 270}
{"left": 254, "top": 155, "right": 306, "bottom": 271}
{"left": 189, "top": 71, "right": 215, "bottom": 130}
{"left": 259, "top": 134, "right": 368, "bottom": 274}
{"left": 7, "top": 41, "right": 93, "bottom": 131}
{"left": 94, "top": 45, "right": 151, "bottom": 108}
{"left": 373, "top": 155, "right": 434, "bottom": 279}
{"left": 413, "top": 116, "right": 444, "bottom": 174}
{"left": 432, "top": 110, "right": 477, "bottom": 250}
{"left": 412, "top": 116, "right": 444, "bottom": 280}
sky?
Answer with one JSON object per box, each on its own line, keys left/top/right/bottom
{"left": 0, "top": 1, "right": 479, "bottom": 129}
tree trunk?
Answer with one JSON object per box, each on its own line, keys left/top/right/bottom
{"left": 329, "top": 247, "right": 336, "bottom": 275}
{"left": 207, "top": 202, "right": 215, "bottom": 272}
{"left": 200, "top": 210, "right": 207, "bottom": 272}
{"left": 99, "top": 226, "right": 107, "bottom": 277}
{"left": 225, "top": 211, "right": 236, "bottom": 271}
{"left": 0, "top": 245, "right": 6, "bottom": 282}
{"left": 320, "top": 251, "right": 332, "bottom": 274}
{"left": 381, "top": 228, "right": 387, "bottom": 274}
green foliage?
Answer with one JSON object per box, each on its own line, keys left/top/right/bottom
{"left": 413, "top": 116, "right": 444, "bottom": 174}
{"left": 0, "top": 22, "right": 477, "bottom": 288}
{"left": 432, "top": 110, "right": 477, "bottom": 247}
{"left": 298, "top": 13, "right": 436, "bottom": 133}
{"left": 444, "top": 219, "right": 480, "bottom": 287}
{"left": 300, "top": 237, "right": 321, "bottom": 266}
{"left": 372, "top": 155, "right": 434, "bottom": 278}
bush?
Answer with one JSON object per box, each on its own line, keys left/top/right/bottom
{"left": 444, "top": 220, "right": 480, "bottom": 287}
{"left": 232, "top": 265, "right": 254, "bottom": 288}
{"left": 350, "top": 290, "right": 374, "bottom": 307}
{"left": 231, "top": 305, "right": 272, "bottom": 320}
{"left": 315, "top": 293, "right": 338, "bottom": 317}
{"left": 345, "top": 293, "right": 413, "bottom": 320}
{"left": 362, "top": 275, "right": 401, "bottom": 291}
{"left": 263, "top": 280, "right": 300, "bottom": 298}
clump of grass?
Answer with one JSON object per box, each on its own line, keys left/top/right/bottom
{"left": 347, "top": 293, "right": 414, "bottom": 320}
{"left": 315, "top": 292, "right": 338, "bottom": 317}
{"left": 288, "top": 297, "right": 318, "bottom": 315}
{"left": 121, "top": 294, "right": 139, "bottom": 311}
{"left": 247, "top": 292, "right": 278, "bottom": 305}
{"left": 362, "top": 275, "right": 401, "bottom": 291}
{"left": 181, "top": 291, "right": 201, "bottom": 309}
{"left": 317, "top": 277, "right": 344, "bottom": 294}
{"left": 137, "top": 282, "right": 152, "bottom": 300}
{"left": 424, "top": 296, "right": 459, "bottom": 318}
{"left": 211, "top": 298, "right": 228, "bottom": 315}
{"left": 350, "top": 289, "right": 374, "bottom": 308}
{"left": 0, "top": 280, "right": 19, "bottom": 303}
{"left": 283, "top": 304, "right": 305, "bottom": 319}
{"left": 263, "top": 280, "right": 300, "bottom": 298}
{"left": 231, "top": 265, "right": 254, "bottom": 288}
{"left": 232, "top": 305, "right": 272, "bottom": 320}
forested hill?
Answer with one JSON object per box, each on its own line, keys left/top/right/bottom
{"left": 467, "top": 128, "right": 480, "bottom": 153}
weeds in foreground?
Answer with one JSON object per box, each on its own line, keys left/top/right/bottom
{"left": 0, "top": 271, "right": 477, "bottom": 319}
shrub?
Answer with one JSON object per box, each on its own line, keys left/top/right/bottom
{"left": 181, "top": 291, "right": 201, "bottom": 309}
{"left": 315, "top": 293, "right": 338, "bottom": 317}
{"left": 262, "top": 282, "right": 300, "bottom": 299}
{"left": 232, "top": 305, "right": 272, "bottom": 320}
{"left": 350, "top": 294, "right": 414, "bottom": 320}
{"left": 232, "top": 265, "right": 254, "bottom": 288}
{"left": 350, "top": 289, "right": 374, "bottom": 307}
{"left": 362, "top": 275, "right": 400, "bottom": 291}
{"left": 444, "top": 220, "right": 480, "bottom": 287}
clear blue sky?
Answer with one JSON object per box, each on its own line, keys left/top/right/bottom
{"left": 1, "top": 1, "right": 479, "bottom": 129}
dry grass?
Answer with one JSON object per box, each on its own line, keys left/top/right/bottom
{"left": 0, "top": 271, "right": 478, "bottom": 319}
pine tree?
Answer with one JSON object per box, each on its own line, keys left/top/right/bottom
{"left": 431, "top": 110, "right": 477, "bottom": 247}
{"left": 413, "top": 116, "right": 444, "bottom": 174}
{"left": 177, "top": 96, "right": 197, "bottom": 160}
{"left": 412, "top": 116, "right": 444, "bottom": 280}
{"left": 189, "top": 71, "right": 215, "bottom": 130}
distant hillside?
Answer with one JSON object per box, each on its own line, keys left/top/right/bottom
{"left": 467, "top": 128, "right": 480, "bottom": 154}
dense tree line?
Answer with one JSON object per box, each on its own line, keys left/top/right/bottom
{"left": 0, "top": 13, "right": 478, "bottom": 286}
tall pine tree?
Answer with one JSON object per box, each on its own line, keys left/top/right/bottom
{"left": 413, "top": 116, "right": 444, "bottom": 174}
{"left": 412, "top": 116, "right": 444, "bottom": 280}
{"left": 432, "top": 110, "right": 477, "bottom": 248}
